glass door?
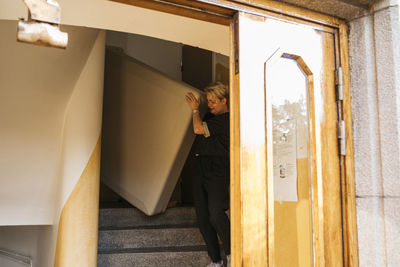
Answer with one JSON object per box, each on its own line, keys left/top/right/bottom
{"left": 233, "top": 12, "right": 343, "bottom": 267}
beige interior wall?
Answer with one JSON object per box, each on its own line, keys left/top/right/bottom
{"left": 35, "top": 225, "right": 59, "bottom": 267}
{"left": 0, "top": 19, "right": 105, "bottom": 266}
{"left": 0, "top": 225, "right": 52, "bottom": 266}
{"left": 52, "top": 30, "right": 105, "bottom": 267}
{"left": 0, "top": 225, "right": 59, "bottom": 267}
{"left": 0, "top": 0, "right": 229, "bottom": 55}
{"left": 0, "top": 20, "right": 101, "bottom": 226}
{"left": 56, "top": 30, "right": 105, "bottom": 211}
{"left": 126, "top": 34, "right": 183, "bottom": 81}
{"left": 107, "top": 31, "right": 183, "bottom": 81}
{"left": 37, "top": 30, "right": 105, "bottom": 267}
{"left": 106, "top": 31, "right": 128, "bottom": 52}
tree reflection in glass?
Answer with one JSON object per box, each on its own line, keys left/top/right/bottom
{"left": 268, "top": 56, "right": 313, "bottom": 267}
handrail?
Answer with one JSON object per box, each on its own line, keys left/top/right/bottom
{"left": 0, "top": 249, "right": 32, "bottom": 267}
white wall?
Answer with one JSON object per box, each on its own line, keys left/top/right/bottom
{"left": 0, "top": 0, "right": 229, "bottom": 56}
{"left": 0, "top": 225, "right": 52, "bottom": 267}
{"left": 52, "top": 30, "right": 105, "bottom": 267}
{"left": 126, "top": 34, "right": 183, "bottom": 81}
{"left": 0, "top": 20, "right": 101, "bottom": 225}
{"left": 56, "top": 30, "right": 105, "bottom": 213}
{"left": 107, "top": 31, "right": 183, "bottom": 81}
{"left": 106, "top": 31, "right": 128, "bottom": 52}
{"left": 0, "top": 19, "right": 105, "bottom": 266}
{"left": 0, "top": 225, "right": 60, "bottom": 267}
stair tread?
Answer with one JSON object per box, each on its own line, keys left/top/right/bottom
{"left": 98, "top": 227, "right": 205, "bottom": 250}
{"left": 97, "top": 204, "right": 208, "bottom": 267}
{"left": 98, "top": 250, "right": 210, "bottom": 267}
{"left": 99, "top": 200, "right": 134, "bottom": 209}
{"left": 99, "top": 245, "right": 208, "bottom": 254}
{"left": 99, "top": 206, "right": 197, "bottom": 228}
{"left": 99, "top": 223, "right": 197, "bottom": 231}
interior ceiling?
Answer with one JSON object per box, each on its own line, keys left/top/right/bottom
{"left": 276, "top": 0, "right": 381, "bottom": 20}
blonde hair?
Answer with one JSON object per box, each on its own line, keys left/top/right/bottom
{"left": 204, "top": 82, "right": 229, "bottom": 106}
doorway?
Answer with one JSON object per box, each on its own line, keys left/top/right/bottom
{"left": 100, "top": 1, "right": 358, "bottom": 266}
{"left": 99, "top": 31, "right": 230, "bottom": 207}
{"left": 97, "top": 30, "right": 232, "bottom": 265}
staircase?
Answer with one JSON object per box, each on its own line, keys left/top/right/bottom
{"left": 97, "top": 202, "right": 211, "bottom": 267}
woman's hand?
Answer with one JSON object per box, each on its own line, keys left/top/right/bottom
{"left": 185, "top": 92, "right": 204, "bottom": 135}
{"left": 185, "top": 92, "right": 200, "bottom": 111}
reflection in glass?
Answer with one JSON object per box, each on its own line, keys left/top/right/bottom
{"left": 268, "top": 56, "right": 313, "bottom": 267}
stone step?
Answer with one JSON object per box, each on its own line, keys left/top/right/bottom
{"left": 98, "top": 227, "right": 205, "bottom": 251}
{"left": 98, "top": 250, "right": 210, "bottom": 267}
{"left": 99, "top": 206, "right": 197, "bottom": 229}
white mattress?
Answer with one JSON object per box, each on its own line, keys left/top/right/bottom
{"left": 101, "top": 48, "right": 205, "bottom": 215}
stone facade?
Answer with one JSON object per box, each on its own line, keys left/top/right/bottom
{"left": 349, "top": 0, "right": 400, "bottom": 266}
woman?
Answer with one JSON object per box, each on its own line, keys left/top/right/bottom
{"left": 185, "top": 82, "right": 231, "bottom": 267}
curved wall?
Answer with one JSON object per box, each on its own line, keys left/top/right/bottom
{"left": 0, "top": 19, "right": 105, "bottom": 266}
{"left": 0, "top": 20, "right": 102, "bottom": 225}
{"left": 52, "top": 30, "right": 105, "bottom": 267}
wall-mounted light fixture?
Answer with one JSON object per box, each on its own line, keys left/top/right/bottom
{"left": 17, "top": 0, "right": 68, "bottom": 49}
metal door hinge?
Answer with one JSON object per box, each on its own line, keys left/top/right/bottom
{"left": 338, "top": 120, "right": 346, "bottom": 156}
{"left": 335, "top": 67, "right": 343, "bottom": 101}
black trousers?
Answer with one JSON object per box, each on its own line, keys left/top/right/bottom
{"left": 192, "top": 156, "right": 231, "bottom": 262}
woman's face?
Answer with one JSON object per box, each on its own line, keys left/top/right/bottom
{"left": 207, "top": 94, "right": 227, "bottom": 115}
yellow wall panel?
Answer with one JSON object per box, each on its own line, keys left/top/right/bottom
{"left": 54, "top": 138, "right": 101, "bottom": 267}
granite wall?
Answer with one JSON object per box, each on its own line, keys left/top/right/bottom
{"left": 349, "top": 0, "right": 400, "bottom": 266}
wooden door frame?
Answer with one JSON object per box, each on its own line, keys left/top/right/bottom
{"left": 108, "top": 0, "right": 358, "bottom": 266}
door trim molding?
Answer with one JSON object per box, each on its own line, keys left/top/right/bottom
{"left": 109, "top": 0, "right": 346, "bottom": 28}
{"left": 197, "top": 0, "right": 343, "bottom": 27}
{"left": 339, "top": 23, "right": 359, "bottom": 267}
{"left": 109, "top": 0, "right": 233, "bottom": 25}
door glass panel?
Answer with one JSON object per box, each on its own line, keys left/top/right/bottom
{"left": 237, "top": 13, "right": 342, "bottom": 267}
{"left": 267, "top": 55, "right": 313, "bottom": 267}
